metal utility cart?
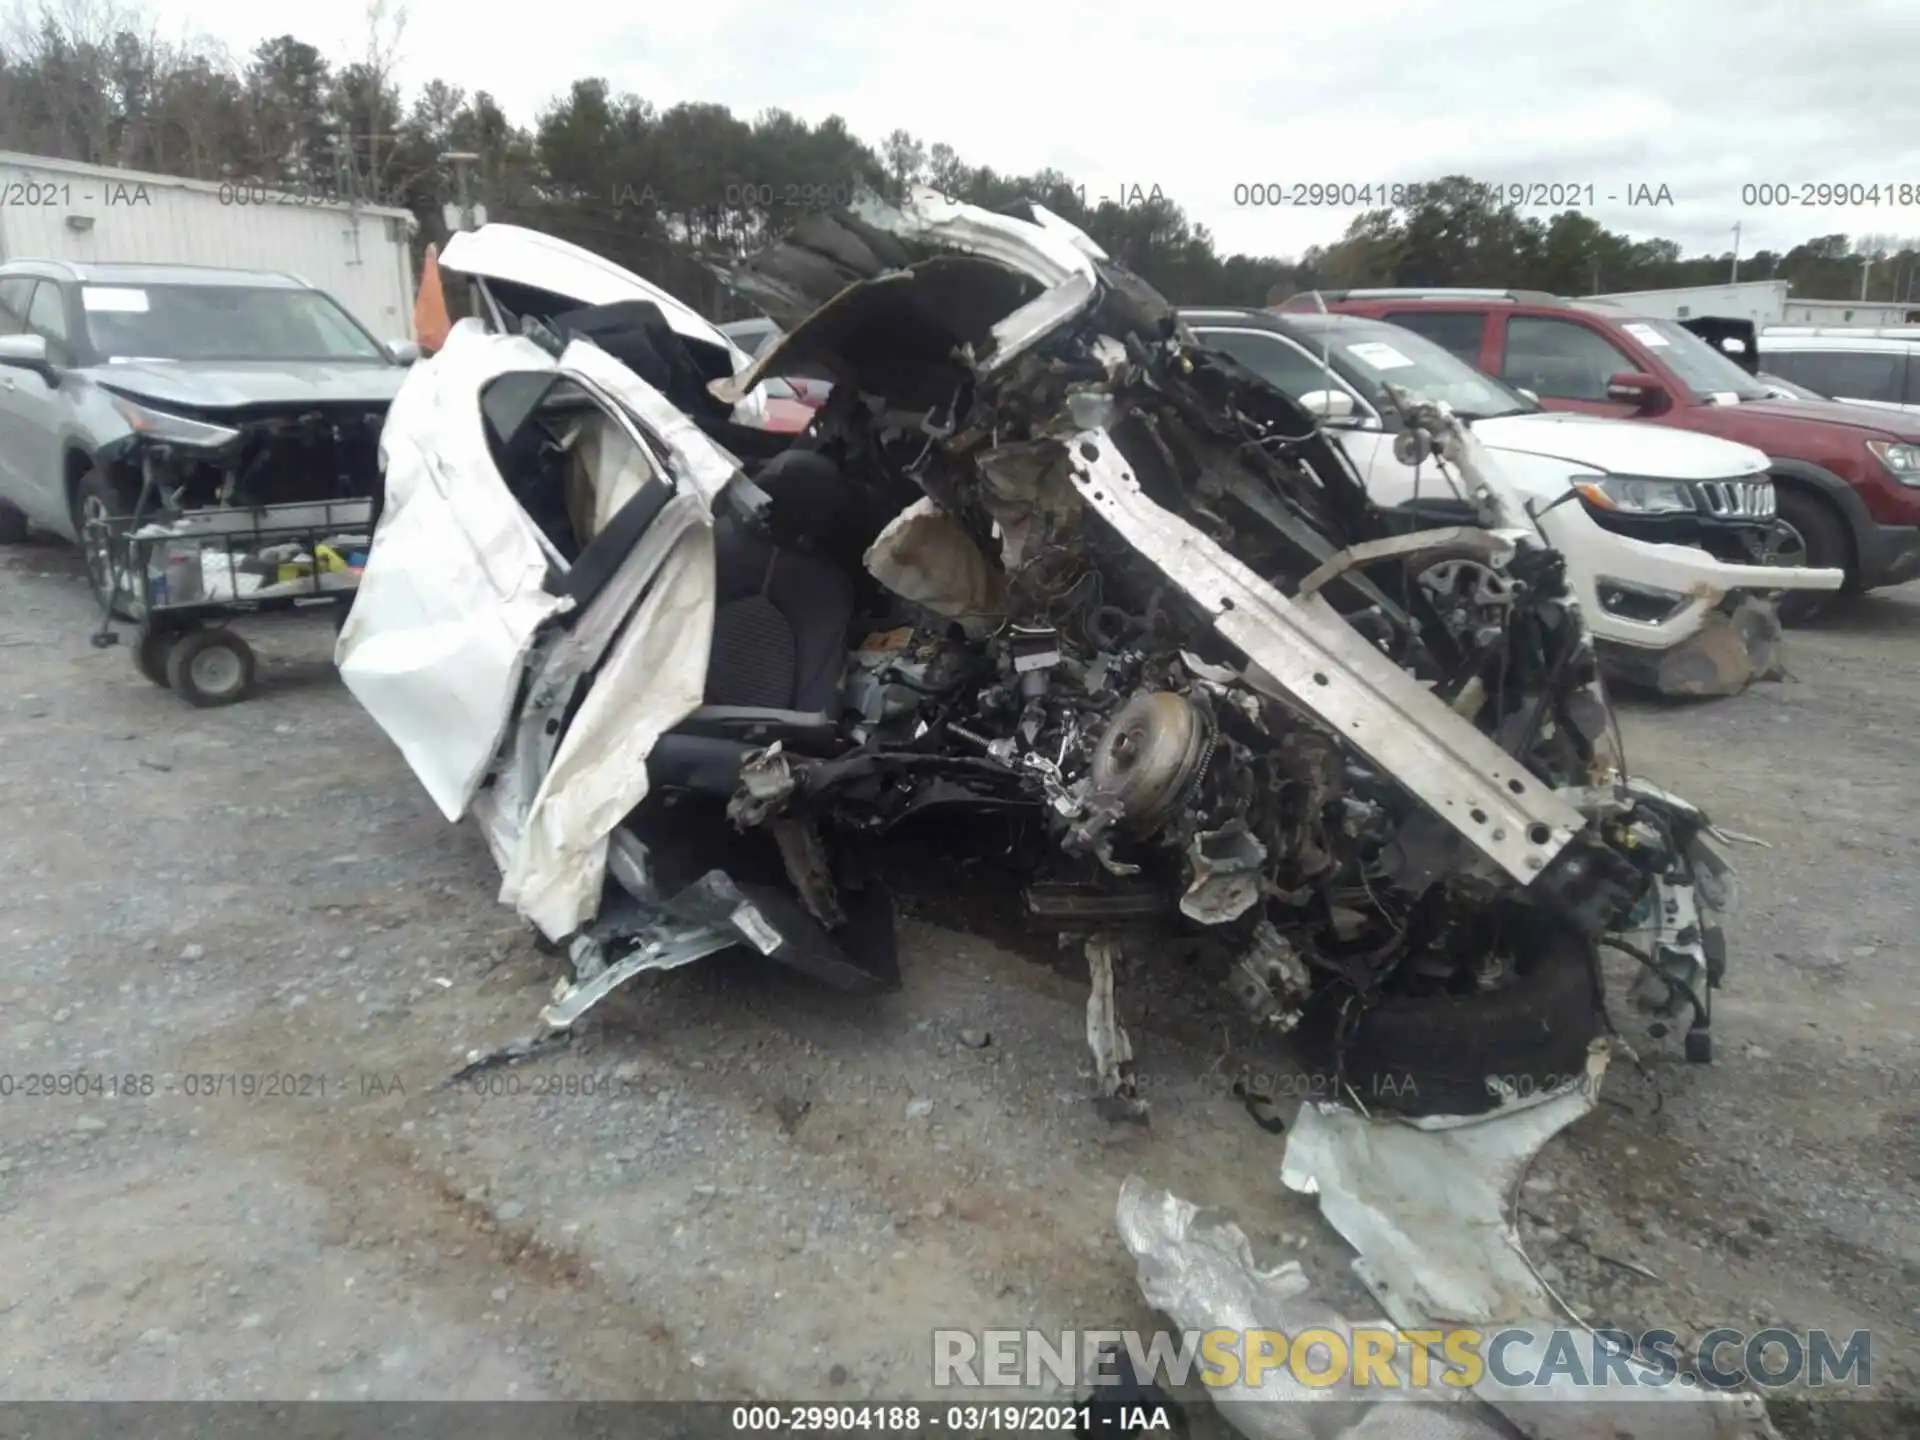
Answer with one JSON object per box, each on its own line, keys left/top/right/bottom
{"left": 89, "top": 498, "right": 374, "bottom": 707}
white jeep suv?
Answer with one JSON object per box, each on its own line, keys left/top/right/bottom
{"left": 1181, "top": 308, "right": 1843, "bottom": 695}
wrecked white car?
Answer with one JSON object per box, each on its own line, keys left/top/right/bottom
{"left": 340, "top": 189, "right": 1735, "bottom": 1115}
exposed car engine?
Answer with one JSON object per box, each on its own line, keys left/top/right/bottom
{"left": 99, "top": 401, "right": 388, "bottom": 512}
{"left": 671, "top": 215, "right": 1727, "bottom": 1114}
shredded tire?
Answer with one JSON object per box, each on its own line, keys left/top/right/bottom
{"left": 1297, "top": 913, "right": 1604, "bottom": 1118}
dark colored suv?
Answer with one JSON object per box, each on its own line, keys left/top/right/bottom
{"left": 1281, "top": 288, "right": 1920, "bottom": 612}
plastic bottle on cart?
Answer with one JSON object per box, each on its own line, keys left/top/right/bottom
{"left": 165, "top": 546, "right": 204, "bottom": 604}
{"left": 146, "top": 546, "right": 168, "bottom": 608}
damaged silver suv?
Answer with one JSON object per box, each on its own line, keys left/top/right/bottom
{"left": 0, "top": 260, "right": 412, "bottom": 604}
{"left": 340, "top": 190, "right": 1737, "bottom": 1117}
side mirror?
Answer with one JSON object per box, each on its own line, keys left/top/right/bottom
{"left": 1515, "top": 386, "right": 1540, "bottom": 403}
{"left": 1606, "top": 370, "right": 1668, "bottom": 411}
{"left": 386, "top": 338, "right": 423, "bottom": 365}
{"left": 0, "top": 332, "right": 58, "bottom": 383}
{"left": 1298, "top": 388, "right": 1356, "bottom": 421}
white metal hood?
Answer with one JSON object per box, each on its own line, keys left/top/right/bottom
{"left": 439, "top": 223, "right": 769, "bottom": 426}
{"left": 1474, "top": 411, "right": 1771, "bottom": 480}
{"left": 439, "top": 224, "right": 745, "bottom": 364}
{"left": 712, "top": 185, "right": 1105, "bottom": 404}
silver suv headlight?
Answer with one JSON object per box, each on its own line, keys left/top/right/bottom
{"left": 1571, "top": 474, "right": 1697, "bottom": 515}
{"left": 106, "top": 392, "right": 243, "bottom": 451}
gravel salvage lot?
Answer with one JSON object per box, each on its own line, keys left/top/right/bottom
{"left": 1, "top": 539, "right": 1915, "bottom": 1432}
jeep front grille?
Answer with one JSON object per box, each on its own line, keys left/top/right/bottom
{"left": 1693, "top": 477, "right": 1774, "bottom": 519}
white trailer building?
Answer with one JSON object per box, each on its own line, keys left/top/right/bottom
{"left": 1583, "top": 280, "right": 1790, "bottom": 324}
{"left": 1773, "top": 295, "right": 1920, "bottom": 326}
{"left": 1585, "top": 279, "right": 1920, "bottom": 328}
{"left": 0, "top": 151, "right": 417, "bottom": 338}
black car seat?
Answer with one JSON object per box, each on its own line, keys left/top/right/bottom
{"left": 644, "top": 452, "right": 859, "bottom": 796}
{"left": 704, "top": 515, "right": 852, "bottom": 712}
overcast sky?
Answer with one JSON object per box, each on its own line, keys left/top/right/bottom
{"left": 169, "top": 0, "right": 1920, "bottom": 263}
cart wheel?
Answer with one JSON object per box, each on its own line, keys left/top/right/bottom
{"left": 134, "top": 624, "right": 179, "bottom": 688}
{"left": 165, "top": 628, "right": 257, "bottom": 707}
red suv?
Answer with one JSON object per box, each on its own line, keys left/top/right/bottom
{"left": 1280, "top": 288, "right": 1920, "bottom": 614}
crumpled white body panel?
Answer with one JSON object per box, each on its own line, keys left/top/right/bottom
{"left": 1117, "top": 1046, "right": 1778, "bottom": 1438}
{"left": 337, "top": 322, "right": 570, "bottom": 821}
{"left": 503, "top": 523, "right": 715, "bottom": 937}
{"left": 1530, "top": 495, "right": 1840, "bottom": 653}
{"left": 853, "top": 184, "right": 1099, "bottom": 291}
{"left": 343, "top": 316, "right": 741, "bottom": 939}
{"left": 1281, "top": 1059, "right": 1614, "bottom": 1330}
{"left": 1117, "top": 1178, "right": 1505, "bottom": 1438}
{"left": 860, "top": 186, "right": 1102, "bottom": 371}
{"left": 1277, "top": 1046, "right": 1781, "bottom": 1437}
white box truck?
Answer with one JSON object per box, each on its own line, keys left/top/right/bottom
{"left": 0, "top": 151, "right": 417, "bottom": 339}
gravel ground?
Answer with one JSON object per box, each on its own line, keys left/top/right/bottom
{"left": 0, "top": 538, "right": 1914, "bottom": 1436}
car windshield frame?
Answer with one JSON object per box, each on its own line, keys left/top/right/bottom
{"left": 78, "top": 282, "right": 391, "bottom": 363}
{"left": 1281, "top": 315, "right": 1539, "bottom": 421}
{"left": 1627, "top": 317, "right": 1771, "bottom": 401}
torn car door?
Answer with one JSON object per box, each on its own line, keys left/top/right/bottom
{"left": 337, "top": 324, "right": 574, "bottom": 820}
{"left": 341, "top": 321, "right": 738, "bottom": 827}
{"left": 486, "top": 337, "right": 747, "bottom": 939}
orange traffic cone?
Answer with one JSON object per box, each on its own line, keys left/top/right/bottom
{"left": 413, "top": 242, "right": 451, "bottom": 354}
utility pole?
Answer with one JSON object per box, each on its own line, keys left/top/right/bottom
{"left": 1860, "top": 253, "right": 1873, "bottom": 301}
{"left": 439, "top": 151, "right": 486, "bottom": 233}
{"left": 1729, "top": 222, "right": 1741, "bottom": 283}
{"left": 332, "top": 129, "right": 361, "bottom": 210}
{"left": 333, "top": 129, "right": 366, "bottom": 264}
{"left": 340, "top": 127, "right": 398, "bottom": 204}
